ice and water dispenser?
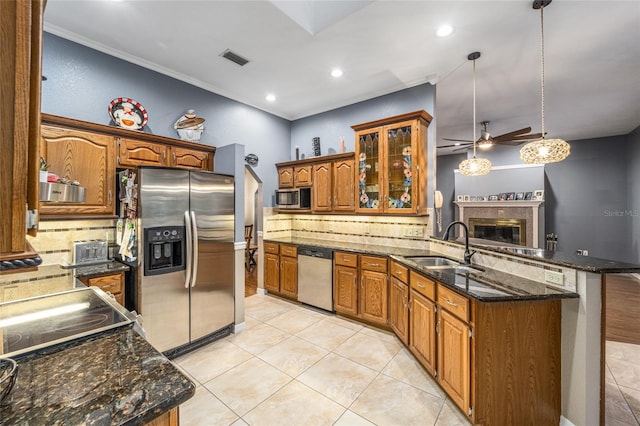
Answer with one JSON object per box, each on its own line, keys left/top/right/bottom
{"left": 144, "top": 226, "right": 185, "bottom": 276}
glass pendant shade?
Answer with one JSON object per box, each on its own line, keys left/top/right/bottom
{"left": 459, "top": 156, "right": 492, "bottom": 176}
{"left": 520, "top": 137, "right": 570, "bottom": 164}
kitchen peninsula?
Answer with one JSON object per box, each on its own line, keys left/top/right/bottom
{"left": 262, "top": 228, "right": 640, "bottom": 426}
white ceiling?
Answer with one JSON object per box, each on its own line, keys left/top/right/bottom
{"left": 43, "top": 0, "right": 640, "bottom": 154}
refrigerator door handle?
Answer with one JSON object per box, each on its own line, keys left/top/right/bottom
{"left": 191, "top": 211, "right": 199, "bottom": 287}
{"left": 184, "top": 210, "right": 193, "bottom": 288}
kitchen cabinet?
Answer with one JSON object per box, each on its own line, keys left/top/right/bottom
{"left": 0, "top": 0, "right": 44, "bottom": 259}
{"left": 333, "top": 252, "right": 387, "bottom": 327}
{"left": 277, "top": 165, "right": 312, "bottom": 189}
{"left": 117, "top": 138, "right": 168, "bottom": 167}
{"left": 352, "top": 110, "right": 431, "bottom": 215}
{"left": 389, "top": 261, "right": 409, "bottom": 344}
{"left": 437, "top": 283, "right": 471, "bottom": 415}
{"left": 169, "top": 146, "right": 210, "bottom": 171}
{"left": 408, "top": 271, "right": 436, "bottom": 376}
{"left": 40, "top": 125, "right": 116, "bottom": 216}
{"left": 263, "top": 242, "right": 297, "bottom": 300}
{"left": 145, "top": 407, "right": 179, "bottom": 426}
{"left": 77, "top": 272, "right": 125, "bottom": 306}
{"left": 313, "top": 159, "right": 355, "bottom": 213}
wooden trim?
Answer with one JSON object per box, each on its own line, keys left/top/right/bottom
{"left": 41, "top": 113, "right": 216, "bottom": 154}
{"left": 600, "top": 274, "right": 606, "bottom": 426}
{"left": 275, "top": 152, "right": 354, "bottom": 168}
{"left": 350, "top": 110, "right": 433, "bottom": 131}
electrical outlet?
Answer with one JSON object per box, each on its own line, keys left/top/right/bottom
{"left": 3, "top": 286, "right": 19, "bottom": 301}
{"left": 545, "top": 270, "right": 564, "bottom": 286}
{"left": 413, "top": 227, "right": 424, "bottom": 237}
{"left": 403, "top": 226, "right": 413, "bottom": 237}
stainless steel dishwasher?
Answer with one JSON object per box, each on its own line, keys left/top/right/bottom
{"left": 297, "top": 245, "right": 333, "bottom": 311}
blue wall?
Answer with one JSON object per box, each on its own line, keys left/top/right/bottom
{"left": 41, "top": 33, "right": 290, "bottom": 205}
{"left": 627, "top": 126, "right": 640, "bottom": 264}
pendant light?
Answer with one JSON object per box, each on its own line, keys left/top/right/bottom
{"left": 459, "top": 52, "right": 492, "bottom": 176}
{"left": 520, "top": 0, "right": 570, "bottom": 164}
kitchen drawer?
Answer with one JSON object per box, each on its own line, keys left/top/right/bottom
{"left": 264, "top": 242, "right": 279, "bottom": 254}
{"left": 335, "top": 251, "right": 358, "bottom": 268}
{"left": 87, "top": 273, "right": 123, "bottom": 295}
{"left": 410, "top": 270, "right": 435, "bottom": 301}
{"left": 390, "top": 261, "right": 408, "bottom": 282}
{"left": 360, "top": 255, "right": 387, "bottom": 273}
{"left": 280, "top": 244, "right": 297, "bottom": 257}
{"left": 437, "top": 284, "right": 469, "bottom": 322}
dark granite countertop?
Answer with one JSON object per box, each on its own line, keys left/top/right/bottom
{"left": 71, "top": 260, "right": 130, "bottom": 278}
{"left": 1, "top": 326, "right": 195, "bottom": 425}
{"left": 265, "top": 237, "right": 578, "bottom": 302}
{"left": 433, "top": 237, "right": 640, "bottom": 274}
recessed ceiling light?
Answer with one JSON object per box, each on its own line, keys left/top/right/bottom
{"left": 436, "top": 24, "right": 453, "bottom": 38}
{"left": 266, "top": 94, "right": 276, "bottom": 102}
{"left": 331, "top": 68, "right": 343, "bottom": 78}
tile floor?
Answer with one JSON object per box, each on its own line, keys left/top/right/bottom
{"left": 605, "top": 340, "right": 640, "bottom": 425}
{"left": 175, "top": 294, "right": 471, "bottom": 426}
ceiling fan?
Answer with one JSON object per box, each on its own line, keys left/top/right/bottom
{"left": 440, "top": 121, "right": 544, "bottom": 151}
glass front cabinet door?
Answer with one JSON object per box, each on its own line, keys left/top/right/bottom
{"left": 353, "top": 111, "right": 432, "bottom": 215}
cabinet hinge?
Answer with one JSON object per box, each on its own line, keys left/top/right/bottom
{"left": 117, "top": 156, "right": 121, "bottom": 165}
{"left": 26, "top": 208, "right": 38, "bottom": 230}
{"left": 468, "top": 407, "right": 473, "bottom": 417}
{"left": 469, "top": 329, "right": 473, "bottom": 338}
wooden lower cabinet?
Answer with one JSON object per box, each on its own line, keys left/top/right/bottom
{"left": 144, "top": 407, "right": 179, "bottom": 426}
{"left": 437, "top": 307, "right": 471, "bottom": 414}
{"left": 77, "top": 272, "right": 125, "bottom": 306}
{"left": 389, "top": 277, "right": 409, "bottom": 344}
{"left": 333, "top": 252, "right": 387, "bottom": 327}
{"left": 409, "top": 289, "right": 436, "bottom": 376}
{"left": 263, "top": 242, "right": 297, "bottom": 299}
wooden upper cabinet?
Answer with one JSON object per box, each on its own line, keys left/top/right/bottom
{"left": 117, "top": 138, "right": 168, "bottom": 167}
{"left": 170, "top": 146, "right": 210, "bottom": 171}
{"left": 40, "top": 125, "right": 115, "bottom": 216}
{"left": 352, "top": 111, "right": 432, "bottom": 215}
{"left": 333, "top": 159, "right": 355, "bottom": 212}
{"left": 294, "top": 165, "right": 312, "bottom": 187}
{"left": 312, "top": 162, "right": 332, "bottom": 212}
{"left": 278, "top": 167, "right": 294, "bottom": 188}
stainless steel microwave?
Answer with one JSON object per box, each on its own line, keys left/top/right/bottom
{"left": 275, "top": 187, "right": 311, "bottom": 209}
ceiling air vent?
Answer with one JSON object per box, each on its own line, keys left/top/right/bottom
{"left": 220, "top": 49, "right": 250, "bottom": 66}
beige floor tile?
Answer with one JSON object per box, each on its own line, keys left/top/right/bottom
{"left": 258, "top": 335, "right": 328, "bottom": 377}
{"left": 325, "top": 314, "right": 365, "bottom": 331}
{"left": 175, "top": 339, "right": 253, "bottom": 384}
{"left": 382, "top": 348, "right": 444, "bottom": 398}
{"left": 265, "top": 308, "right": 324, "bottom": 334}
{"left": 334, "top": 410, "right": 376, "bottom": 426}
{"left": 605, "top": 381, "right": 639, "bottom": 425}
{"left": 605, "top": 362, "right": 617, "bottom": 384}
{"left": 171, "top": 360, "right": 201, "bottom": 387}
{"left": 226, "top": 322, "right": 289, "bottom": 355}
{"left": 359, "top": 325, "right": 402, "bottom": 345}
{"left": 243, "top": 381, "right": 345, "bottom": 426}
{"left": 204, "top": 357, "right": 291, "bottom": 416}
{"left": 608, "top": 357, "right": 640, "bottom": 391}
{"left": 242, "top": 315, "right": 262, "bottom": 329}
{"left": 333, "top": 331, "right": 402, "bottom": 371}
{"left": 297, "top": 353, "right": 378, "bottom": 407}
{"left": 619, "top": 385, "right": 640, "bottom": 423}
{"left": 230, "top": 419, "right": 249, "bottom": 426}
{"left": 179, "top": 386, "right": 239, "bottom": 426}
{"left": 350, "top": 374, "right": 444, "bottom": 426}
{"left": 295, "top": 318, "right": 357, "bottom": 350}
{"left": 607, "top": 341, "right": 640, "bottom": 364}
{"left": 435, "top": 399, "right": 472, "bottom": 425}
{"left": 245, "top": 297, "right": 295, "bottom": 322}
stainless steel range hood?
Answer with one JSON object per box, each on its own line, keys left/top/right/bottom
{"left": 39, "top": 182, "right": 86, "bottom": 203}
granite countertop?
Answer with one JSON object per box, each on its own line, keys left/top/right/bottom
{"left": 435, "top": 237, "right": 640, "bottom": 274}
{"left": 1, "top": 326, "right": 195, "bottom": 425}
{"left": 265, "top": 237, "right": 578, "bottom": 302}
{"left": 68, "top": 260, "right": 131, "bottom": 278}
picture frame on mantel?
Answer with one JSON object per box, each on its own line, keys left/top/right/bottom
{"left": 534, "top": 189, "right": 544, "bottom": 201}
{"left": 524, "top": 191, "right": 533, "bottom": 200}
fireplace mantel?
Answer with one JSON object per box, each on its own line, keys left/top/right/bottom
{"left": 455, "top": 201, "right": 545, "bottom": 248}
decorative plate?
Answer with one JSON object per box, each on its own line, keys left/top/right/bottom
{"left": 108, "top": 98, "right": 148, "bottom": 130}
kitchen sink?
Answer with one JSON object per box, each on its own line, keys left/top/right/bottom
{"left": 404, "top": 256, "right": 460, "bottom": 267}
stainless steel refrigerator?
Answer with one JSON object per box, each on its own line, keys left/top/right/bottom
{"left": 136, "top": 167, "right": 235, "bottom": 354}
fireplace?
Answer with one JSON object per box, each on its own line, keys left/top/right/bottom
{"left": 468, "top": 218, "right": 526, "bottom": 246}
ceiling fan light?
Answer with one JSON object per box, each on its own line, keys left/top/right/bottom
{"left": 520, "top": 138, "right": 570, "bottom": 164}
{"left": 477, "top": 140, "right": 494, "bottom": 150}
{"left": 459, "top": 156, "right": 492, "bottom": 176}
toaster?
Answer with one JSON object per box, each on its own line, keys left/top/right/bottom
{"left": 73, "top": 240, "right": 109, "bottom": 265}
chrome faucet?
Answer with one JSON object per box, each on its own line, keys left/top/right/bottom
{"left": 442, "top": 221, "right": 476, "bottom": 264}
